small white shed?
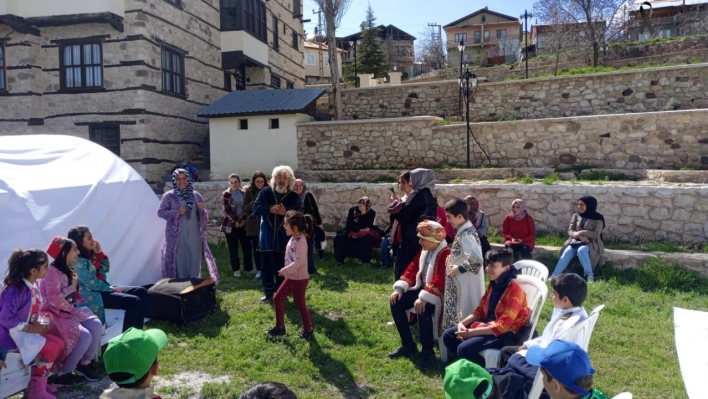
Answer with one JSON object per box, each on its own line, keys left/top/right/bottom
{"left": 198, "top": 88, "right": 326, "bottom": 179}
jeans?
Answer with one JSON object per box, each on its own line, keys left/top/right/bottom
{"left": 390, "top": 289, "right": 436, "bottom": 353}
{"left": 442, "top": 326, "right": 516, "bottom": 367}
{"left": 225, "top": 227, "right": 253, "bottom": 272}
{"left": 247, "top": 236, "right": 261, "bottom": 271}
{"left": 381, "top": 237, "right": 391, "bottom": 267}
{"left": 552, "top": 245, "right": 593, "bottom": 277}
{"left": 261, "top": 251, "right": 285, "bottom": 297}
{"left": 100, "top": 286, "right": 147, "bottom": 332}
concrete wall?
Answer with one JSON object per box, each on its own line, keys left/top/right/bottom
{"left": 210, "top": 113, "right": 310, "bottom": 180}
{"left": 187, "top": 181, "right": 708, "bottom": 245}
{"left": 297, "top": 110, "right": 708, "bottom": 170}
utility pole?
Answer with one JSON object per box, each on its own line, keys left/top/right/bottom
{"left": 520, "top": 10, "right": 533, "bottom": 79}
{"left": 313, "top": 8, "right": 324, "bottom": 81}
{"left": 427, "top": 22, "right": 442, "bottom": 69}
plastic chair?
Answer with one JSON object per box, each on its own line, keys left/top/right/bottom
{"left": 612, "top": 393, "right": 633, "bottom": 399}
{"left": 526, "top": 304, "right": 605, "bottom": 399}
{"left": 479, "top": 275, "right": 548, "bottom": 368}
{"left": 514, "top": 260, "right": 549, "bottom": 282}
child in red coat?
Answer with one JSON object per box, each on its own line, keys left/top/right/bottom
{"left": 388, "top": 220, "right": 450, "bottom": 370}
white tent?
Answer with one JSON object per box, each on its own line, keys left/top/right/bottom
{"left": 0, "top": 135, "right": 164, "bottom": 286}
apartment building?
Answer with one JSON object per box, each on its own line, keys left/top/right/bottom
{"left": 336, "top": 25, "right": 416, "bottom": 78}
{"left": 0, "top": 0, "right": 305, "bottom": 185}
{"left": 444, "top": 7, "right": 521, "bottom": 66}
{"left": 303, "top": 40, "right": 342, "bottom": 84}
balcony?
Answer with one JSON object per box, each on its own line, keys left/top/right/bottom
{"left": 447, "top": 37, "right": 507, "bottom": 49}
{"left": 0, "top": 0, "right": 124, "bottom": 19}
{"left": 221, "top": 31, "right": 269, "bottom": 69}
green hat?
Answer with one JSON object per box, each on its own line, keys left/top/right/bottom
{"left": 444, "top": 359, "right": 494, "bottom": 399}
{"left": 104, "top": 328, "right": 168, "bottom": 384}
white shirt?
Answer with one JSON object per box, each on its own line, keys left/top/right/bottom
{"left": 524, "top": 306, "right": 588, "bottom": 350}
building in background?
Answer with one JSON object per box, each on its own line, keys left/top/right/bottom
{"left": 444, "top": 7, "right": 521, "bottom": 66}
{"left": 336, "top": 25, "right": 416, "bottom": 79}
{"left": 303, "top": 40, "right": 343, "bottom": 85}
{"left": 625, "top": 0, "right": 708, "bottom": 40}
{"left": 0, "top": 0, "right": 306, "bottom": 188}
{"left": 531, "top": 22, "right": 606, "bottom": 55}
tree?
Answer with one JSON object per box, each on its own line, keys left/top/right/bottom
{"left": 533, "top": 0, "right": 624, "bottom": 66}
{"left": 314, "top": 0, "right": 353, "bottom": 120}
{"left": 415, "top": 27, "right": 446, "bottom": 72}
{"left": 536, "top": 8, "right": 580, "bottom": 75}
{"left": 353, "top": 5, "right": 388, "bottom": 77}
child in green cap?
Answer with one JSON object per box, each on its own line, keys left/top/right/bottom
{"left": 444, "top": 359, "right": 502, "bottom": 399}
{"left": 100, "top": 327, "right": 168, "bottom": 399}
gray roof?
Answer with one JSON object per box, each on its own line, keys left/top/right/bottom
{"left": 197, "top": 88, "right": 327, "bottom": 118}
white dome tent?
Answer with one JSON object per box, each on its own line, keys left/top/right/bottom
{"left": 0, "top": 134, "right": 164, "bottom": 286}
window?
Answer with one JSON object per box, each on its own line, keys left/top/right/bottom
{"left": 474, "top": 31, "right": 481, "bottom": 40}
{"left": 235, "top": 65, "right": 246, "bottom": 90}
{"left": 224, "top": 71, "right": 232, "bottom": 92}
{"left": 659, "top": 29, "right": 671, "bottom": 38}
{"left": 0, "top": 42, "right": 5, "bottom": 91}
{"left": 292, "top": 29, "right": 298, "bottom": 49}
{"left": 271, "top": 74, "right": 281, "bottom": 89}
{"left": 59, "top": 41, "right": 103, "bottom": 90}
{"left": 269, "top": 118, "right": 279, "bottom": 129}
{"left": 239, "top": 119, "right": 248, "bottom": 130}
{"left": 220, "top": 0, "right": 240, "bottom": 30}
{"left": 463, "top": 54, "right": 473, "bottom": 62}
{"left": 223, "top": 0, "right": 267, "bottom": 41}
{"left": 286, "top": 81, "right": 294, "bottom": 89}
{"left": 484, "top": 30, "right": 490, "bottom": 39}
{"left": 497, "top": 29, "right": 507, "bottom": 39}
{"left": 161, "top": 46, "right": 185, "bottom": 95}
{"left": 293, "top": 0, "right": 301, "bottom": 17}
{"left": 324, "top": 56, "right": 329, "bottom": 67}
{"left": 273, "top": 16, "right": 279, "bottom": 49}
{"left": 305, "top": 53, "right": 316, "bottom": 65}
{"left": 394, "top": 46, "right": 400, "bottom": 56}
{"left": 454, "top": 33, "right": 467, "bottom": 43}
{"left": 89, "top": 125, "right": 120, "bottom": 156}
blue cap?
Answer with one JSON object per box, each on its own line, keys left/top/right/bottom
{"left": 526, "top": 340, "right": 596, "bottom": 396}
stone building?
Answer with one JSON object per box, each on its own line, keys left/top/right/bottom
{"left": 0, "top": 0, "right": 306, "bottom": 187}
{"left": 336, "top": 25, "right": 416, "bottom": 79}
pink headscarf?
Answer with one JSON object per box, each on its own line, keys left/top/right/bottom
{"left": 294, "top": 179, "right": 307, "bottom": 199}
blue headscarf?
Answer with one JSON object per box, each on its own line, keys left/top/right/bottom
{"left": 172, "top": 168, "right": 195, "bottom": 213}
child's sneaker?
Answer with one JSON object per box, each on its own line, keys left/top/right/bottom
{"left": 298, "top": 329, "right": 314, "bottom": 339}
{"left": 587, "top": 275, "right": 595, "bottom": 283}
{"left": 267, "top": 326, "right": 286, "bottom": 336}
{"left": 233, "top": 271, "right": 241, "bottom": 277}
{"left": 74, "top": 364, "right": 101, "bottom": 382}
{"left": 52, "top": 373, "right": 86, "bottom": 386}
{"left": 254, "top": 271, "right": 262, "bottom": 280}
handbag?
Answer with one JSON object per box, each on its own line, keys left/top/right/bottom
{"left": 569, "top": 238, "right": 588, "bottom": 248}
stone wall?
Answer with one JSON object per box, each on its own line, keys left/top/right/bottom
{"left": 337, "top": 64, "right": 708, "bottom": 121}
{"left": 186, "top": 182, "right": 708, "bottom": 245}
{"left": 297, "top": 110, "right": 708, "bottom": 170}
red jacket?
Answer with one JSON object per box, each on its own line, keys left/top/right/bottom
{"left": 436, "top": 207, "right": 456, "bottom": 241}
{"left": 394, "top": 244, "right": 450, "bottom": 307}
{"left": 472, "top": 280, "right": 529, "bottom": 336}
{"left": 502, "top": 214, "right": 536, "bottom": 250}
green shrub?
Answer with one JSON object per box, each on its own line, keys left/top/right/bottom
{"left": 576, "top": 170, "right": 635, "bottom": 181}
{"left": 520, "top": 175, "right": 534, "bottom": 184}
{"left": 451, "top": 177, "right": 463, "bottom": 183}
{"left": 372, "top": 175, "right": 397, "bottom": 183}
{"left": 542, "top": 173, "right": 561, "bottom": 185}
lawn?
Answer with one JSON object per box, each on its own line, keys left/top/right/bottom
{"left": 145, "top": 244, "right": 708, "bottom": 399}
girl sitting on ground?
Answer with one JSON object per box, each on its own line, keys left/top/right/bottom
{"left": 267, "top": 211, "right": 314, "bottom": 339}
{"left": 0, "top": 249, "right": 65, "bottom": 398}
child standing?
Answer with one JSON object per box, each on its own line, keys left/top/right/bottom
{"left": 442, "top": 248, "right": 529, "bottom": 367}
{"left": 40, "top": 236, "right": 103, "bottom": 384}
{"left": 465, "top": 195, "right": 491, "bottom": 258}
{"left": 442, "top": 198, "right": 486, "bottom": 332}
{"left": 0, "top": 249, "right": 65, "bottom": 399}
{"left": 267, "top": 211, "right": 314, "bottom": 339}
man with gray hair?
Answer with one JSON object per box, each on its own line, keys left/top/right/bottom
{"left": 253, "top": 165, "right": 303, "bottom": 302}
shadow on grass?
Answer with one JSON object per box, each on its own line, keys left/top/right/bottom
{"left": 308, "top": 336, "right": 376, "bottom": 399}
{"left": 146, "top": 307, "right": 231, "bottom": 339}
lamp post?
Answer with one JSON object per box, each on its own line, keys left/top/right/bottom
{"left": 459, "top": 67, "right": 480, "bottom": 168}
{"left": 349, "top": 39, "right": 360, "bottom": 88}
{"left": 520, "top": 10, "right": 533, "bottom": 79}
{"left": 458, "top": 40, "right": 465, "bottom": 117}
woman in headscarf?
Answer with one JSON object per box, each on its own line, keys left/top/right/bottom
{"left": 243, "top": 170, "right": 267, "bottom": 280}
{"left": 391, "top": 168, "right": 438, "bottom": 280}
{"left": 334, "top": 197, "right": 380, "bottom": 267}
{"left": 293, "top": 179, "right": 323, "bottom": 274}
{"left": 551, "top": 196, "right": 606, "bottom": 283}
{"left": 465, "top": 195, "right": 491, "bottom": 258}
{"left": 157, "top": 169, "right": 219, "bottom": 283}
{"left": 502, "top": 199, "right": 535, "bottom": 261}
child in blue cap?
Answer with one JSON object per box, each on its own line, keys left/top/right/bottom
{"left": 525, "top": 340, "right": 610, "bottom": 399}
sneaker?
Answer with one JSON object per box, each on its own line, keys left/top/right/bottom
{"left": 388, "top": 344, "right": 419, "bottom": 359}
{"left": 53, "top": 373, "right": 87, "bottom": 386}
{"left": 298, "top": 329, "right": 314, "bottom": 339}
{"left": 386, "top": 321, "right": 396, "bottom": 326}
{"left": 74, "top": 364, "right": 101, "bottom": 382}
{"left": 254, "top": 271, "right": 262, "bottom": 280}
{"left": 587, "top": 275, "right": 595, "bottom": 283}
{"left": 233, "top": 271, "right": 241, "bottom": 277}
{"left": 260, "top": 294, "right": 273, "bottom": 303}
{"left": 416, "top": 352, "right": 436, "bottom": 370}
{"left": 267, "top": 326, "right": 286, "bottom": 337}
{"left": 246, "top": 269, "right": 256, "bottom": 274}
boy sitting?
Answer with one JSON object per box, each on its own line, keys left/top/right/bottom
{"left": 442, "top": 248, "right": 529, "bottom": 367}
{"left": 527, "top": 340, "right": 611, "bottom": 399}
{"left": 388, "top": 220, "right": 450, "bottom": 370}
{"left": 100, "top": 327, "right": 168, "bottom": 399}
{"left": 442, "top": 198, "right": 486, "bottom": 332}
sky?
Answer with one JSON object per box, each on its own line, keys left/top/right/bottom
{"left": 302, "top": 0, "right": 539, "bottom": 42}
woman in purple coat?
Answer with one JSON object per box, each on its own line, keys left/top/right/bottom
{"left": 158, "top": 169, "right": 219, "bottom": 284}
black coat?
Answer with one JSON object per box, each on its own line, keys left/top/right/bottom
{"left": 302, "top": 192, "right": 323, "bottom": 226}
{"left": 344, "top": 206, "right": 376, "bottom": 233}
{"left": 392, "top": 188, "right": 438, "bottom": 245}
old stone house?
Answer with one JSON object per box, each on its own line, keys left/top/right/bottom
{"left": 336, "top": 25, "right": 416, "bottom": 79}
{"left": 0, "top": 0, "right": 306, "bottom": 187}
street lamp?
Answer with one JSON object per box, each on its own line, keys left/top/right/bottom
{"left": 459, "top": 67, "right": 490, "bottom": 167}
{"left": 349, "top": 39, "right": 360, "bottom": 88}
{"left": 520, "top": 10, "right": 533, "bottom": 79}
{"left": 458, "top": 40, "right": 465, "bottom": 117}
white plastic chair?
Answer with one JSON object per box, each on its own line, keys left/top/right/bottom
{"left": 526, "top": 304, "right": 606, "bottom": 399}
{"left": 514, "top": 260, "right": 549, "bottom": 282}
{"left": 480, "top": 275, "right": 549, "bottom": 368}
{"left": 612, "top": 393, "right": 633, "bottom": 399}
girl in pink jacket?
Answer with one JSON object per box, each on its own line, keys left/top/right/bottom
{"left": 267, "top": 211, "right": 314, "bottom": 340}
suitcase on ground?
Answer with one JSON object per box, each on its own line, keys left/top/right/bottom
{"left": 143, "top": 278, "right": 216, "bottom": 325}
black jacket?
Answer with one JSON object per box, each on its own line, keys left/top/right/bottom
{"left": 302, "top": 192, "right": 323, "bottom": 226}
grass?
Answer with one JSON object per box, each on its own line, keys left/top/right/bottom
{"left": 542, "top": 173, "right": 561, "bottom": 185}
{"left": 505, "top": 59, "right": 705, "bottom": 81}
{"left": 520, "top": 175, "right": 534, "bottom": 184}
{"left": 450, "top": 177, "right": 463, "bottom": 183}
{"left": 148, "top": 244, "right": 708, "bottom": 399}
{"left": 437, "top": 118, "right": 459, "bottom": 126}
{"left": 576, "top": 170, "right": 636, "bottom": 182}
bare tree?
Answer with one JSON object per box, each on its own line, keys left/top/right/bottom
{"left": 314, "top": 0, "right": 353, "bottom": 120}
{"left": 415, "top": 28, "right": 446, "bottom": 72}
{"left": 535, "top": 9, "right": 581, "bottom": 75}
{"left": 533, "top": 0, "right": 624, "bottom": 66}
{"left": 679, "top": 6, "right": 708, "bottom": 36}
